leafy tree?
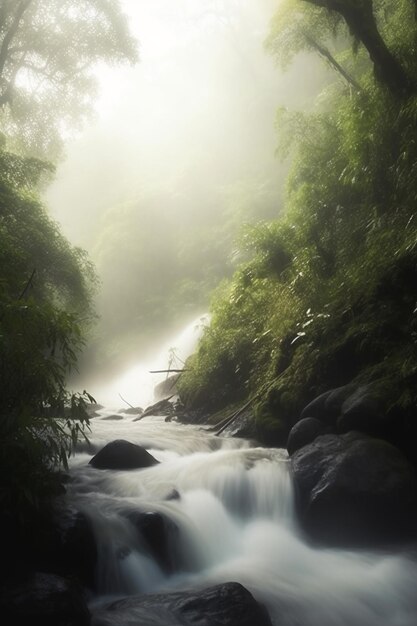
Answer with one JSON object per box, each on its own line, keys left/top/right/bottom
{"left": 0, "top": 146, "right": 97, "bottom": 522}
{"left": 0, "top": 0, "right": 137, "bottom": 159}
{"left": 301, "top": 0, "right": 413, "bottom": 94}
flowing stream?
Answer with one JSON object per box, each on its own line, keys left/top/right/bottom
{"left": 68, "top": 320, "right": 417, "bottom": 625}
{"left": 69, "top": 413, "right": 417, "bottom": 625}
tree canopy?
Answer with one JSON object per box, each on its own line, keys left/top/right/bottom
{"left": 0, "top": 0, "right": 138, "bottom": 159}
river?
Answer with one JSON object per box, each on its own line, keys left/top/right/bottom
{"left": 68, "top": 410, "right": 417, "bottom": 626}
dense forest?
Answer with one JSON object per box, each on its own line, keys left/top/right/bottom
{"left": 2, "top": 0, "right": 417, "bottom": 535}
{"left": 0, "top": 0, "right": 136, "bottom": 530}
{"left": 2, "top": 1, "right": 417, "bottom": 624}
{"left": 179, "top": 0, "right": 417, "bottom": 462}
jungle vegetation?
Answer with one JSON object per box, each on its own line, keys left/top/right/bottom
{"left": 178, "top": 0, "right": 417, "bottom": 451}
{"left": 0, "top": 0, "right": 136, "bottom": 524}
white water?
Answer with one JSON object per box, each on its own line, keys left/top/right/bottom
{"left": 69, "top": 413, "right": 417, "bottom": 625}
{"left": 90, "top": 314, "right": 209, "bottom": 409}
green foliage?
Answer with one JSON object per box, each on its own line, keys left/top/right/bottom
{"left": 0, "top": 153, "right": 97, "bottom": 522}
{"left": 0, "top": 0, "right": 137, "bottom": 159}
{"left": 178, "top": 0, "right": 417, "bottom": 442}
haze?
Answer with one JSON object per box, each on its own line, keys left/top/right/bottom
{"left": 45, "top": 0, "right": 329, "bottom": 393}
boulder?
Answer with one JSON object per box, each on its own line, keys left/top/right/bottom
{"left": 287, "top": 418, "right": 325, "bottom": 456}
{"left": 91, "top": 582, "right": 272, "bottom": 626}
{"left": 300, "top": 384, "right": 354, "bottom": 425}
{"left": 0, "top": 572, "right": 90, "bottom": 626}
{"left": 291, "top": 431, "right": 417, "bottom": 545}
{"left": 154, "top": 374, "right": 180, "bottom": 401}
{"left": 133, "top": 397, "right": 176, "bottom": 421}
{"left": 121, "top": 406, "right": 143, "bottom": 415}
{"left": 126, "top": 511, "right": 179, "bottom": 573}
{"left": 101, "top": 414, "right": 124, "bottom": 421}
{"left": 89, "top": 440, "right": 159, "bottom": 470}
{"left": 337, "top": 385, "right": 386, "bottom": 435}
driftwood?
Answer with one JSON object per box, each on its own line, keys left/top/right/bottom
{"left": 215, "top": 371, "right": 288, "bottom": 437}
{"left": 149, "top": 369, "right": 189, "bottom": 374}
{"left": 215, "top": 398, "right": 254, "bottom": 436}
{"left": 118, "top": 393, "right": 135, "bottom": 409}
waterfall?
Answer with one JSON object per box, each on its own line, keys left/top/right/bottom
{"left": 90, "top": 313, "right": 209, "bottom": 409}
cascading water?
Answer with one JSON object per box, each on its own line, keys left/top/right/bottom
{"left": 90, "top": 313, "right": 209, "bottom": 410}
{"left": 68, "top": 321, "right": 417, "bottom": 626}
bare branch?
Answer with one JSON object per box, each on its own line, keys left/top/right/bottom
{"left": 0, "top": 0, "right": 33, "bottom": 78}
{"left": 303, "top": 32, "right": 361, "bottom": 92}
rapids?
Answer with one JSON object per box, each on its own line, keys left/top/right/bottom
{"left": 69, "top": 411, "right": 417, "bottom": 626}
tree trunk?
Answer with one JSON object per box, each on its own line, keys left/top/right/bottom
{"left": 303, "top": 0, "right": 411, "bottom": 95}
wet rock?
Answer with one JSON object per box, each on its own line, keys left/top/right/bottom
{"left": 91, "top": 582, "right": 272, "bottom": 626}
{"left": 126, "top": 511, "right": 178, "bottom": 573}
{"left": 101, "top": 414, "right": 124, "bottom": 421}
{"left": 154, "top": 374, "right": 180, "bottom": 400}
{"left": 291, "top": 431, "right": 417, "bottom": 545}
{"left": 287, "top": 418, "right": 325, "bottom": 456}
{"left": 337, "top": 385, "right": 386, "bottom": 436}
{"left": 300, "top": 384, "right": 354, "bottom": 425}
{"left": 0, "top": 572, "right": 90, "bottom": 626}
{"left": 221, "top": 407, "right": 258, "bottom": 440}
{"left": 165, "top": 489, "right": 180, "bottom": 501}
{"left": 89, "top": 440, "right": 159, "bottom": 470}
{"left": 134, "top": 397, "right": 175, "bottom": 421}
{"left": 121, "top": 406, "right": 143, "bottom": 415}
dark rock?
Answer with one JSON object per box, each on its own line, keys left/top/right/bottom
{"left": 287, "top": 418, "right": 325, "bottom": 455}
{"left": 134, "top": 397, "right": 175, "bottom": 421}
{"left": 101, "top": 414, "right": 124, "bottom": 421}
{"left": 89, "top": 440, "right": 159, "bottom": 470}
{"left": 91, "top": 582, "right": 272, "bottom": 626}
{"left": 165, "top": 488, "right": 180, "bottom": 500}
{"left": 121, "top": 406, "right": 143, "bottom": 415}
{"left": 1, "top": 505, "right": 97, "bottom": 590}
{"left": 52, "top": 506, "right": 97, "bottom": 588}
{"left": 221, "top": 407, "right": 258, "bottom": 440}
{"left": 337, "top": 385, "right": 386, "bottom": 436}
{"left": 126, "top": 511, "right": 178, "bottom": 573}
{"left": 291, "top": 431, "right": 417, "bottom": 545}
{"left": 0, "top": 572, "right": 90, "bottom": 626}
{"left": 154, "top": 374, "right": 180, "bottom": 400}
{"left": 300, "top": 384, "right": 354, "bottom": 425}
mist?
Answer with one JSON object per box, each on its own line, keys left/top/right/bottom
{"left": 45, "top": 0, "right": 330, "bottom": 388}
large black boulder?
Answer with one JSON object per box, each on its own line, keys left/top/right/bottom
{"left": 291, "top": 431, "right": 417, "bottom": 545}
{"left": 300, "top": 384, "right": 354, "bottom": 426}
{"left": 337, "top": 385, "right": 386, "bottom": 436}
{"left": 89, "top": 440, "right": 159, "bottom": 470}
{"left": 287, "top": 417, "right": 325, "bottom": 455}
{"left": 0, "top": 572, "right": 90, "bottom": 626}
{"left": 91, "top": 582, "right": 272, "bottom": 626}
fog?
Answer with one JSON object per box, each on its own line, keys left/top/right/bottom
{"left": 45, "top": 0, "right": 330, "bottom": 388}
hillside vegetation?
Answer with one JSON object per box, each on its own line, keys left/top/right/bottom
{"left": 178, "top": 0, "right": 417, "bottom": 456}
